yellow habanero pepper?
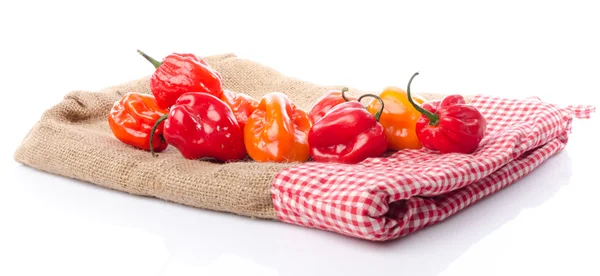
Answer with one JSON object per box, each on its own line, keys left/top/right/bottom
{"left": 366, "top": 86, "right": 426, "bottom": 151}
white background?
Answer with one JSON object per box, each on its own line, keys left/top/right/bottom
{"left": 1, "top": 0, "right": 599, "bottom": 275}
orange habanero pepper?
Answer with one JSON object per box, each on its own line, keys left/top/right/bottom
{"left": 244, "top": 92, "right": 312, "bottom": 162}
{"left": 366, "top": 86, "right": 426, "bottom": 151}
{"left": 220, "top": 89, "right": 259, "bottom": 131}
{"left": 108, "top": 92, "right": 169, "bottom": 152}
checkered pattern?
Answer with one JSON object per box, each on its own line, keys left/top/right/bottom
{"left": 271, "top": 95, "right": 595, "bottom": 241}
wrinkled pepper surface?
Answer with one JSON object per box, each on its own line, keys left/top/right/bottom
{"left": 366, "top": 85, "right": 427, "bottom": 151}
{"left": 150, "top": 92, "right": 247, "bottom": 162}
{"left": 308, "top": 87, "right": 358, "bottom": 124}
{"left": 220, "top": 89, "right": 259, "bottom": 130}
{"left": 244, "top": 92, "right": 312, "bottom": 162}
{"left": 108, "top": 92, "right": 169, "bottom": 152}
{"left": 137, "top": 50, "right": 223, "bottom": 109}
{"left": 308, "top": 91, "right": 388, "bottom": 164}
{"left": 406, "top": 72, "right": 487, "bottom": 154}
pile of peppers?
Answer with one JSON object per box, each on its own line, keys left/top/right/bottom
{"left": 108, "top": 50, "right": 487, "bottom": 164}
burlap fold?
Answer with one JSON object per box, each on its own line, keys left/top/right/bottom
{"left": 14, "top": 53, "right": 455, "bottom": 219}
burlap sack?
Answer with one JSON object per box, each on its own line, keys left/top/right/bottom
{"left": 14, "top": 53, "right": 466, "bottom": 219}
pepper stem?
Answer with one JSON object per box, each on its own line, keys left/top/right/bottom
{"left": 341, "top": 87, "right": 351, "bottom": 101}
{"left": 406, "top": 72, "right": 439, "bottom": 126}
{"left": 149, "top": 114, "right": 168, "bottom": 157}
{"left": 137, "top": 49, "right": 162, "bottom": 69}
{"left": 358, "top": 94, "right": 385, "bottom": 121}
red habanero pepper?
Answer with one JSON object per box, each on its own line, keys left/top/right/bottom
{"left": 137, "top": 50, "right": 223, "bottom": 109}
{"left": 150, "top": 92, "right": 247, "bottom": 162}
{"left": 220, "top": 89, "right": 259, "bottom": 130}
{"left": 108, "top": 92, "right": 169, "bottom": 152}
{"left": 308, "top": 90, "right": 388, "bottom": 164}
{"left": 405, "top": 72, "right": 487, "bottom": 154}
{"left": 308, "top": 87, "right": 358, "bottom": 124}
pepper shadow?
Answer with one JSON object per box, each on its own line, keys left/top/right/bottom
{"left": 13, "top": 149, "right": 572, "bottom": 276}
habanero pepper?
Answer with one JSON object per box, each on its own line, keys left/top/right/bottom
{"left": 244, "top": 92, "right": 312, "bottom": 163}
{"left": 308, "top": 87, "right": 358, "bottom": 124}
{"left": 405, "top": 72, "right": 487, "bottom": 154}
{"left": 220, "top": 89, "right": 259, "bottom": 130}
{"left": 365, "top": 84, "right": 427, "bottom": 151}
{"left": 150, "top": 92, "right": 247, "bottom": 162}
{"left": 108, "top": 92, "right": 169, "bottom": 152}
{"left": 137, "top": 50, "right": 223, "bottom": 109}
{"left": 308, "top": 91, "right": 388, "bottom": 164}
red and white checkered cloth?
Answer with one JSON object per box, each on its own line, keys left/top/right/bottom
{"left": 271, "top": 95, "right": 595, "bottom": 241}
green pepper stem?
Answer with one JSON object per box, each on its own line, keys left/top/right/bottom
{"left": 358, "top": 94, "right": 385, "bottom": 121}
{"left": 341, "top": 87, "right": 351, "bottom": 102}
{"left": 150, "top": 114, "right": 169, "bottom": 157}
{"left": 137, "top": 49, "right": 162, "bottom": 69}
{"left": 406, "top": 72, "right": 439, "bottom": 126}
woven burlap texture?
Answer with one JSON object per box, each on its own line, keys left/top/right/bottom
{"left": 14, "top": 53, "right": 466, "bottom": 219}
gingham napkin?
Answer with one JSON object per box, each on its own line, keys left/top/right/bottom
{"left": 271, "top": 95, "right": 595, "bottom": 241}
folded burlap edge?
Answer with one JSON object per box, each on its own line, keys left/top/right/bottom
{"left": 13, "top": 52, "right": 471, "bottom": 220}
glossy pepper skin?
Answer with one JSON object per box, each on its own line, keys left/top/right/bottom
{"left": 308, "top": 91, "right": 388, "bottom": 164}
{"left": 220, "top": 89, "right": 259, "bottom": 130}
{"left": 137, "top": 50, "right": 223, "bottom": 109}
{"left": 406, "top": 72, "right": 487, "bottom": 154}
{"left": 108, "top": 92, "right": 169, "bottom": 152}
{"left": 244, "top": 92, "right": 312, "bottom": 162}
{"left": 308, "top": 87, "right": 358, "bottom": 124}
{"left": 366, "top": 86, "right": 426, "bottom": 151}
{"left": 150, "top": 92, "right": 247, "bottom": 162}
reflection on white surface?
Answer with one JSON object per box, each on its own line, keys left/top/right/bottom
{"left": 161, "top": 254, "right": 280, "bottom": 276}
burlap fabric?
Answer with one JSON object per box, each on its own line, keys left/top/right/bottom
{"left": 14, "top": 53, "right": 468, "bottom": 219}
